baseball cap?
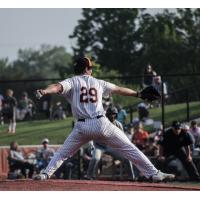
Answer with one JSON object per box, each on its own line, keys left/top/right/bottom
{"left": 106, "top": 106, "right": 118, "bottom": 115}
{"left": 42, "top": 138, "right": 49, "bottom": 144}
{"left": 75, "top": 57, "right": 93, "bottom": 68}
{"left": 172, "top": 121, "right": 181, "bottom": 129}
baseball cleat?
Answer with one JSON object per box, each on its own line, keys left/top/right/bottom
{"left": 151, "top": 170, "right": 175, "bottom": 182}
{"left": 34, "top": 173, "right": 48, "bottom": 180}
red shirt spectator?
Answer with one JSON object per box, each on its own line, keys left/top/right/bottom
{"left": 132, "top": 123, "right": 149, "bottom": 150}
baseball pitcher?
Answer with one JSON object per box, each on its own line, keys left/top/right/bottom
{"left": 34, "top": 57, "right": 174, "bottom": 182}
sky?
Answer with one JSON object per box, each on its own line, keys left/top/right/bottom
{"left": 0, "top": 9, "right": 82, "bottom": 61}
{"left": 0, "top": 8, "right": 173, "bottom": 62}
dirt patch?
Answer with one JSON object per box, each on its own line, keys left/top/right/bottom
{"left": 0, "top": 180, "right": 200, "bottom": 191}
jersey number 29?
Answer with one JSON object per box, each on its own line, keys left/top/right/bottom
{"left": 80, "top": 87, "right": 98, "bottom": 103}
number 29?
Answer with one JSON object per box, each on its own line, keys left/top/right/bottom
{"left": 80, "top": 87, "right": 98, "bottom": 103}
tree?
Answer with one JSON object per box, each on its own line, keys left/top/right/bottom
{"left": 70, "top": 8, "right": 142, "bottom": 77}
{"left": 13, "top": 45, "right": 73, "bottom": 80}
{"left": 0, "top": 45, "right": 73, "bottom": 99}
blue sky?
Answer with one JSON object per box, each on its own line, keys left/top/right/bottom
{"left": 0, "top": 8, "right": 172, "bottom": 62}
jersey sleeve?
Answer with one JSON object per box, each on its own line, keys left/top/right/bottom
{"left": 59, "top": 78, "right": 73, "bottom": 94}
{"left": 99, "top": 80, "right": 117, "bottom": 96}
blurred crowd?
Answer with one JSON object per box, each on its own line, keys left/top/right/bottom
{"left": 0, "top": 88, "right": 69, "bottom": 134}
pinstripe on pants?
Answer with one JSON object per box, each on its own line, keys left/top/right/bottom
{"left": 44, "top": 116, "right": 158, "bottom": 178}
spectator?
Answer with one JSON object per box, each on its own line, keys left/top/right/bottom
{"left": 142, "top": 64, "right": 157, "bottom": 88}
{"left": 2, "top": 89, "right": 17, "bottom": 134}
{"left": 52, "top": 102, "right": 66, "bottom": 120}
{"left": 124, "top": 123, "right": 134, "bottom": 141}
{"left": 17, "top": 92, "right": 35, "bottom": 121}
{"left": 137, "top": 102, "right": 150, "bottom": 122}
{"left": 144, "top": 137, "right": 159, "bottom": 157}
{"left": 36, "top": 138, "right": 55, "bottom": 173}
{"left": 132, "top": 122, "right": 149, "bottom": 151}
{"left": 86, "top": 106, "right": 134, "bottom": 180}
{"left": 158, "top": 121, "right": 200, "bottom": 181}
{"left": 189, "top": 120, "right": 200, "bottom": 148}
{"left": 116, "top": 104, "right": 127, "bottom": 126}
{"left": 8, "top": 141, "right": 34, "bottom": 178}
{"left": 152, "top": 76, "right": 168, "bottom": 100}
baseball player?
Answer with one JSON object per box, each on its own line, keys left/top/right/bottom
{"left": 34, "top": 57, "right": 175, "bottom": 182}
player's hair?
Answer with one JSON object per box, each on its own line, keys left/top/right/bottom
{"left": 74, "top": 57, "right": 92, "bottom": 75}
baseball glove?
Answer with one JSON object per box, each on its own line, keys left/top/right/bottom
{"left": 139, "top": 86, "right": 161, "bottom": 102}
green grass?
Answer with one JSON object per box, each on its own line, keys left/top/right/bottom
{"left": 0, "top": 118, "right": 74, "bottom": 146}
{"left": 129, "top": 101, "right": 200, "bottom": 131}
{"left": 0, "top": 101, "right": 200, "bottom": 146}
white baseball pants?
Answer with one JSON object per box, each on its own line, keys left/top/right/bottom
{"left": 44, "top": 116, "right": 158, "bottom": 178}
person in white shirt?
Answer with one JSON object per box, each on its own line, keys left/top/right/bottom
{"left": 9, "top": 141, "right": 34, "bottom": 178}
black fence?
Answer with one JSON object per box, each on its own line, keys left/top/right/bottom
{"left": 1, "top": 73, "right": 200, "bottom": 127}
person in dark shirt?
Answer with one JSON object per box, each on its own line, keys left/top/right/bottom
{"left": 2, "top": 89, "right": 17, "bottom": 133}
{"left": 158, "top": 121, "right": 200, "bottom": 181}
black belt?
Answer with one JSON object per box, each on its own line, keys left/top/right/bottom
{"left": 78, "top": 115, "right": 104, "bottom": 122}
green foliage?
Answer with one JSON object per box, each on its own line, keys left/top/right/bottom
{"left": 70, "top": 8, "right": 200, "bottom": 101}
{"left": 70, "top": 8, "right": 142, "bottom": 79}
{"left": 0, "top": 45, "right": 73, "bottom": 98}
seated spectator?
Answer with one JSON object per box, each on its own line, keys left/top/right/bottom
{"left": 116, "top": 104, "right": 127, "bottom": 126}
{"left": 17, "top": 92, "right": 35, "bottom": 121}
{"left": 8, "top": 141, "right": 34, "bottom": 178}
{"left": 36, "top": 138, "right": 55, "bottom": 173}
{"left": 132, "top": 123, "right": 149, "bottom": 151}
{"left": 143, "top": 137, "right": 159, "bottom": 157}
{"left": 158, "top": 121, "right": 200, "bottom": 181}
{"left": 2, "top": 89, "right": 17, "bottom": 134}
{"left": 189, "top": 120, "right": 200, "bottom": 148}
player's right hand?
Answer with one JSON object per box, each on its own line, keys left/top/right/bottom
{"left": 35, "top": 89, "right": 44, "bottom": 100}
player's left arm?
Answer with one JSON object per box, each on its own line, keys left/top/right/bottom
{"left": 112, "top": 86, "right": 139, "bottom": 97}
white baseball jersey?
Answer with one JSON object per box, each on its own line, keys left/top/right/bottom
{"left": 43, "top": 75, "right": 159, "bottom": 179}
{"left": 59, "top": 75, "right": 116, "bottom": 120}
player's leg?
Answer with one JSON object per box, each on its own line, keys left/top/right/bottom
{"left": 34, "top": 127, "right": 90, "bottom": 180}
{"left": 100, "top": 118, "right": 175, "bottom": 181}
